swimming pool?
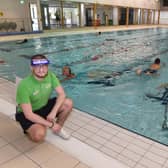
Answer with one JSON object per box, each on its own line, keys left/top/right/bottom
{"left": 1, "top": 28, "right": 168, "bottom": 145}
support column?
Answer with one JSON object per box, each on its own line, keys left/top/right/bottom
{"left": 60, "top": 0, "right": 64, "bottom": 27}
{"left": 141, "top": 9, "right": 144, "bottom": 24}
{"left": 147, "top": 9, "right": 150, "bottom": 24}
{"left": 153, "top": 10, "right": 156, "bottom": 24}
{"left": 113, "top": 7, "right": 118, "bottom": 25}
{"left": 139, "top": 8, "right": 142, "bottom": 24}
{"left": 149, "top": 10, "right": 152, "bottom": 24}
{"left": 103, "top": 5, "right": 109, "bottom": 26}
{"left": 80, "top": 3, "right": 85, "bottom": 27}
{"left": 134, "top": 8, "right": 138, "bottom": 25}
{"left": 36, "top": 0, "right": 43, "bottom": 31}
{"left": 118, "top": 7, "right": 121, "bottom": 25}
{"left": 93, "top": 2, "right": 97, "bottom": 27}
{"left": 126, "top": 7, "right": 129, "bottom": 25}
{"left": 157, "top": 9, "right": 160, "bottom": 25}
{"left": 78, "top": 3, "right": 81, "bottom": 27}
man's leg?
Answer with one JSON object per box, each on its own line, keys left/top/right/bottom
{"left": 15, "top": 98, "right": 56, "bottom": 142}
{"left": 15, "top": 112, "right": 47, "bottom": 142}
{"left": 27, "top": 98, "right": 72, "bottom": 141}
{"left": 26, "top": 98, "right": 57, "bottom": 142}
{"left": 56, "top": 98, "right": 73, "bottom": 127}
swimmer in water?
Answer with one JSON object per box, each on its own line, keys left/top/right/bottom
{"left": 136, "top": 58, "right": 161, "bottom": 76}
{"left": 61, "top": 66, "right": 75, "bottom": 81}
{"left": 0, "top": 59, "right": 5, "bottom": 64}
{"left": 16, "top": 38, "right": 28, "bottom": 44}
{"left": 91, "top": 55, "right": 103, "bottom": 61}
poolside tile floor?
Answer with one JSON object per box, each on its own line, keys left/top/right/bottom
{"left": 1, "top": 105, "right": 168, "bottom": 168}
{"left": 1, "top": 25, "right": 168, "bottom": 168}
{"left": 66, "top": 109, "right": 168, "bottom": 168}
{"left": 0, "top": 113, "right": 90, "bottom": 168}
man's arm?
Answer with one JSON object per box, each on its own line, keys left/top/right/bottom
{"left": 20, "top": 103, "right": 53, "bottom": 128}
{"left": 47, "top": 85, "right": 66, "bottom": 121}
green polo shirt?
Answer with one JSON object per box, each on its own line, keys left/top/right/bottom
{"left": 16, "top": 71, "right": 60, "bottom": 112}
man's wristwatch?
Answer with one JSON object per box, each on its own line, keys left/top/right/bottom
{"left": 49, "top": 121, "right": 55, "bottom": 128}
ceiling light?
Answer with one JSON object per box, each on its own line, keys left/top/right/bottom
{"left": 20, "top": 0, "right": 25, "bottom": 4}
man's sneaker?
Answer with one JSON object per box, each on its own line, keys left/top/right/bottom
{"left": 56, "top": 128, "right": 70, "bottom": 140}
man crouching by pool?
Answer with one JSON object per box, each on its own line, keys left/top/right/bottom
{"left": 15, "top": 54, "right": 73, "bottom": 142}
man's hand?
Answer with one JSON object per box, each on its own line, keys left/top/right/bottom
{"left": 47, "top": 112, "right": 56, "bottom": 122}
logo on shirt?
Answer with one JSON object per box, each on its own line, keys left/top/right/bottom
{"left": 33, "top": 90, "right": 39, "bottom": 96}
{"left": 45, "top": 83, "right": 51, "bottom": 89}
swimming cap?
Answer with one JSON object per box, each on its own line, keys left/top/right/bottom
{"left": 31, "top": 59, "right": 50, "bottom": 66}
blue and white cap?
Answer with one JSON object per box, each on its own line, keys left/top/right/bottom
{"left": 31, "top": 59, "right": 50, "bottom": 66}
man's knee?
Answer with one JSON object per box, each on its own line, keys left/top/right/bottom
{"left": 31, "top": 129, "right": 46, "bottom": 142}
{"left": 66, "top": 98, "right": 73, "bottom": 110}
{"left": 28, "top": 125, "right": 46, "bottom": 142}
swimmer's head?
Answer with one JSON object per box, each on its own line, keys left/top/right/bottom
{"left": 62, "top": 66, "right": 71, "bottom": 76}
{"left": 136, "top": 69, "right": 142, "bottom": 75}
{"left": 0, "top": 59, "right": 5, "bottom": 64}
{"left": 91, "top": 55, "right": 102, "bottom": 61}
{"left": 154, "top": 58, "right": 160, "bottom": 64}
{"left": 24, "top": 39, "right": 28, "bottom": 42}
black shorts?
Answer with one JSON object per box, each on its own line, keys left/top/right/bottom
{"left": 143, "top": 69, "right": 157, "bottom": 74}
{"left": 15, "top": 97, "right": 57, "bottom": 133}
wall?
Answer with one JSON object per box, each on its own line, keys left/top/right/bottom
{"left": 0, "top": 0, "right": 32, "bottom": 32}
{"left": 65, "top": 0, "right": 168, "bottom": 25}
{"left": 160, "top": 11, "right": 168, "bottom": 24}
{"left": 0, "top": 0, "right": 44, "bottom": 32}
{"left": 65, "top": 0, "right": 160, "bottom": 9}
{"left": 0, "top": 0, "right": 167, "bottom": 33}
{"left": 160, "top": 0, "right": 168, "bottom": 24}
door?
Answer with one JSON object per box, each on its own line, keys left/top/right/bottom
{"left": 129, "top": 8, "right": 134, "bottom": 25}
{"left": 41, "top": 4, "right": 50, "bottom": 30}
{"left": 30, "top": 3, "right": 39, "bottom": 31}
{"left": 119, "top": 8, "right": 126, "bottom": 25}
{"left": 86, "top": 8, "right": 92, "bottom": 26}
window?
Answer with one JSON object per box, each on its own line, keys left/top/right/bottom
{"left": 163, "top": 0, "right": 168, "bottom": 6}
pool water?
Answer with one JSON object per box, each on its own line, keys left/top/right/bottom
{"left": 1, "top": 28, "right": 168, "bottom": 145}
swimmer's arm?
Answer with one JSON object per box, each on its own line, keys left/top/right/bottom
{"left": 157, "top": 83, "right": 168, "bottom": 89}
{"left": 60, "top": 74, "right": 75, "bottom": 82}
